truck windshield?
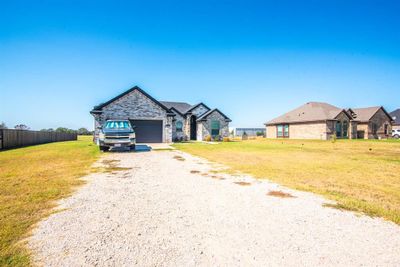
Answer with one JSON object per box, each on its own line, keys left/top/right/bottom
{"left": 104, "top": 121, "right": 131, "bottom": 129}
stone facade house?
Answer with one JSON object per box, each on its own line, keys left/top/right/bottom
{"left": 265, "top": 102, "right": 356, "bottom": 140}
{"left": 90, "top": 86, "right": 231, "bottom": 143}
{"left": 347, "top": 107, "right": 393, "bottom": 139}
{"left": 390, "top": 109, "right": 400, "bottom": 131}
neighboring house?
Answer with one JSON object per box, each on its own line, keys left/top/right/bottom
{"left": 390, "top": 109, "right": 400, "bottom": 130}
{"left": 347, "top": 107, "right": 393, "bottom": 139}
{"left": 265, "top": 102, "right": 356, "bottom": 140}
{"left": 90, "top": 86, "right": 231, "bottom": 143}
{"left": 233, "top": 128, "right": 265, "bottom": 137}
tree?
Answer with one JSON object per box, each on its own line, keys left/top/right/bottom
{"left": 0, "top": 122, "right": 7, "bottom": 129}
{"left": 55, "top": 127, "right": 77, "bottom": 134}
{"left": 14, "top": 124, "right": 30, "bottom": 130}
{"left": 40, "top": 128, "right": 54, "bottom": 132}
{"left": 77, "top": 127, "right": 92, "bottom": 135}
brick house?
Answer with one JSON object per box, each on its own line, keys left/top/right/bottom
{"left": 390, "top": 109, "right": 400, "bottom": 131}
{"left": 265, "top": 102, "right": 355, "bottom": 140}
{"left": 90, "top": 86, "right": 231, "bottom": 143}
{"left": 347, "top": 107, "right": 393, "bottom": 139}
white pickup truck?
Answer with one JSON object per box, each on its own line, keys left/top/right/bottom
{"left": 97, "top": 120, "right": 136, "bottom": 152}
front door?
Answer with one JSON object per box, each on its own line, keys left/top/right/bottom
{"left": 190, "top": 116, "right": 197, "bottom": 140}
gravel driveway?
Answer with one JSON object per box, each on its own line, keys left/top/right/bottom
{"left": 30, "top": 148, "right": 400, "bottom": 266}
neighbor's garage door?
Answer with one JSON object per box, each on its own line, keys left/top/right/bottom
{"left": 130, "top": 120, "right": 163, "bottom": 143}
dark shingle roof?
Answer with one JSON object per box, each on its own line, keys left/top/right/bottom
{"left": 390, "top": 109, "right": 400, "bottom": 125}
{"left": 159, "top": 101, "right": 192, "bottom": 114}
{"left": 265, "top": 102, "right": 346, "bottom": 125}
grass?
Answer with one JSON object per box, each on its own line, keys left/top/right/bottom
{"left": 174, "top": 138, "right": 400, "bottom": 224}
{"left": 0, "top": 136, "right": 100, "bottom": 266}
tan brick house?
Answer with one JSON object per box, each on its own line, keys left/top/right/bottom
{"left": 347, "top": 107, "right": 393, "bottom": 139}
{"left": 265, "top": 102, "right": 356, "bottom": 140}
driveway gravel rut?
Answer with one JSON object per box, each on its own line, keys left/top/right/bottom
{"left": 30, "top": 149, "right": 400, "bottom": 266}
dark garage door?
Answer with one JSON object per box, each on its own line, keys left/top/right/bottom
{"left": 130, "top": 120, "right": 163, "bottom": 143}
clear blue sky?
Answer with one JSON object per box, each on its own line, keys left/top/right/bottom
{"left": 1, "top": 0, "right": 399, "bottom": 130}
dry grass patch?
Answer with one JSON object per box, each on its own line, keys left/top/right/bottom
{"left": 234, "top": 181, "right": 252, "bottom": 186}
{"left": 267, "top": 190, "right": 295, "bottom": 198}
{"left": 173, "top": 155, "right": 185, "bottom": 161}
{"left": 190, "top": 170, "right": 201, "bottom": 174}
{"left": 0, "top": 136, "right": 100, "bottom": 266}
{"left": 174, "top": 139, "right": 400, "bottom": 224}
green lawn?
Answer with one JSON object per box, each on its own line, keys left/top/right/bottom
{"left": 174, "top": 139, "right": 400, "bottom": 224}
{"left": 0, "top": 136, "right": 99, "bottom": 266}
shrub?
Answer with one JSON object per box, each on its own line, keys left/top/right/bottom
{"left": 223, "top": 137, "right": 230, "bottom": 142}
{"left": 242, "top": 132, "right": 248, "bottom": 140}
{"left": 213, "top": 135, "right": 220, "bottom": 142}
{"left": 331, "top": 134, "right": 337, "bottom": 143}
{"left": 204, "top": 135, "right": 212, "bottom": 142}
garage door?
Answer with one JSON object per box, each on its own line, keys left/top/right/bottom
{"left": 130, "top": 120, "right": 163, "bottom": 143}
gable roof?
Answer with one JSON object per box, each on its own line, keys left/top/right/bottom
{"left": 91, "top": 86, "right": 172, "bottom": 114}
{"left": 197, "top": 108, "right": 232, "bottom": 122}
{"left": 159, "top": 101, "right": 192, "bottom": 115}
{"left": 390, "top": 109, "right": 400, "bottom": 125}
{"left": 351, "top": 106, "right": 392, "bottom": 122}
{"left": 184, "top": 102, "right": 211, "bottom": 114}
{"left": 265, "top": 102, "right": 349, "bottom": 125}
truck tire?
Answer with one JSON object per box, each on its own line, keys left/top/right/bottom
{"left": 394, "top": 134, "right": 400, "bottom": 139}
{"left": 100, "top": 146, "right": 109, "bottom": 152}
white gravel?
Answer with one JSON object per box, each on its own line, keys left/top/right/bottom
{"left": 29, "top": 149, "right": 400, "bottom": 266}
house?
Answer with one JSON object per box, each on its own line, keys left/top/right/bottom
{"left": 265, "top": 102, "right": 356, "bottom": 140}
{"left": 347, "top": 107, "right": 393, "bottom": 139}
{"left": 390, "top": 109, "right": 400, "bottom": 130}
{"left": 233, "top": 128, "right": 266, "bottom": 137}
{"left": 90, "top": 86, "right": 231, "bottom": 143}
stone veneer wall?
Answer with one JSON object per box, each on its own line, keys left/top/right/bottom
{"left": 197, "top": 111, "right": 229, "bottom": 140}
{"left": 172, "top": 111, "right": 186, "bottom": 141}
{"left": 92, "top": 89, "right": 173, "bottom": 143}
{"left": 191, "top": 104, "right": 210, "bottom": 117}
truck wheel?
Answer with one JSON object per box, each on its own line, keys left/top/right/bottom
{"left": 394, "top": 134, "right": 400, "bottom": 139}
{"left": 130, "top": 144, "right": 136, "bottom": 151}
{"left": 100, "top": 146, "right": 109, "bottom": 152}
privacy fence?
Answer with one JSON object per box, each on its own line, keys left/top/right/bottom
{"left": 0, "top": 129, "right": 77, "bottom": 150}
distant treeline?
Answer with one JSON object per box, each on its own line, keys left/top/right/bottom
{"left": 0, "top": 122, "right": 93, "bottom": 135}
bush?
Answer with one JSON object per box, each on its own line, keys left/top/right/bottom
{"left": 204, "top": 135, "right": 212, "bottom": 142}
{"left": 223, "top": 137, "right": 230, "bottom": 142}
{"left": 242, "top": 132, "right": 248, "bottom": 140}
{"left": 256, "top": 131, "right": 265, "bottom": 137}
{"left": 331, "top": 134, "right": 337, "bottom": 143}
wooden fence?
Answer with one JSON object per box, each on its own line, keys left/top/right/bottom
{"left": 0, "top": 129, "right": 77, "bottom": 150}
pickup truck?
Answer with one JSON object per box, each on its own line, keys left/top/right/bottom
{"left": 96, "top": 120, "right": 136, "bottom": 151}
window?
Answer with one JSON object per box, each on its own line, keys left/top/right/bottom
{"left": 104, "top": 121, "right": 131, "bottom": 129}
{"left": 211, "top": 120, "right": 220, "bottom": 136}
{"left": 384, "top": 124, "right": 389, "bottom": 135}
{"left": 176, "top": 121, "right": 183, "bottom": 132}
{"left": 335, "top": 121, "right": 342, "bottom": 137}
{"left": 343, "top": 121, "right": 348, "bottom": 138}
{"left": 277, "top": 124, "right": 289, "bottom": 138}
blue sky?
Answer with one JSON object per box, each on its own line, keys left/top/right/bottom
{"left": 1, "top": 0, "right": 399, "bottom": 130}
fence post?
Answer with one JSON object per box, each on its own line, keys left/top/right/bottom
{"left": 0, "top": 129, "right": 3, "bottom": 150}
